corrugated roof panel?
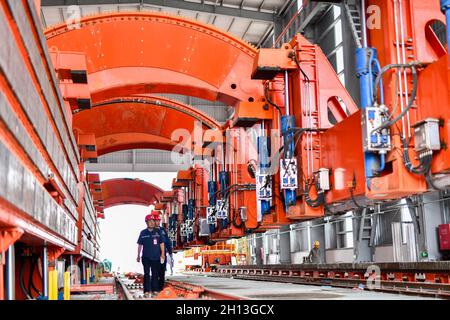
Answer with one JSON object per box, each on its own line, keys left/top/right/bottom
{"left": 212, "top": 15, "right": 234, "bottom": 30}
{"left": 178, "top": 10, "right": 198, "bottom": 20}
{"left": 245, "top": 20, "right": 271, "bottom": 43}
{"left": 98, "top": 5, "right": 120, "bottom": 14}
{"left": 229, "top": 19, "right": 251, "bottom": 37}
{"left": 117, "top": 5, "right": 140, "bottom": 12}
{"left": 81, "top": 5, "right": 101, "bottom": 16}
{"left": 42, "top": 7, "right": 63, "bottom": 27}
{"left": 196, "top": 13, "right": 213, "bottom": 24}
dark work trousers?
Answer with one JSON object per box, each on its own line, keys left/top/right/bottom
{"left": 158, "top": 260, "right": 167, "bottom": 291}
{"left": 142, "top": 257, "right": 162, "bottom": 293}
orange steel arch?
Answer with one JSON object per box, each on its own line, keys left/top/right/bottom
{"left": 44, "top": 12, "right": 264, "bottom": 105}
{"left": 73, "top": 96, "right": 221, "bottom": 155}
{"left": 101, "top": 178, "right": 163, "bottom": 209}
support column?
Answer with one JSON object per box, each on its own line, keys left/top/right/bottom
{"left": 255, "top": 235, "right": 264, "bottom": 266}
{"left": 42, "top": 245, "right": 48, "bottom": 298}
{"left": 5, "top": 245, "right": 15, "bottom": 300}
{"left": 279, "top": 226, "right": 291, "bottom": 265}
{"left": 81, "top": 259, "right": 86, "bottom": 285}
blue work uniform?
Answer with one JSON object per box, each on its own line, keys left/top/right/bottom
{"left": 137, "top": 228, "right": 163, "bottom": 293}
{"left": 158, "top": 227, "right": 172, "bottom": 290}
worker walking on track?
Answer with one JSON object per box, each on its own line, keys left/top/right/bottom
{"left": 154, "top": 212, "right": 173, "bottom": 291}
{"left": 136, "top": 211, "right": 165, "bottom": 298}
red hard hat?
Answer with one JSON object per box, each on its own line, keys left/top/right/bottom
{"left": 145, "top": 211, "right": 160, "bottom": 222}
{"left": 151, "top": 210, "right": 161, "bottom": 220}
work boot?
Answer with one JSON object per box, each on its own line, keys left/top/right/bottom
{"left": 152, "top": 291, "right": 160, "bottom": 298}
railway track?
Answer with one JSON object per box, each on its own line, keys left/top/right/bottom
{"left": 199, "top": 272, "right": 450, "bottom": 299}
{"left": 185, "top": 262, "right": 450, "bottom": 299}
{"left": 116, "top": 275, "right": 244, "bottom": 300}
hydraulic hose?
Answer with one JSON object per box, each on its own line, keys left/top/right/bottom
{"left": 29, "top": 255, "right": 42, "bottom": 296}
{"left": 401, "top": 137, "right": 429, "bottom": 175}
{"left": 372, "top": 63, "right": 420, "bottom": 133}
{"left": 20, "top": 257, "right": 32, "bottom": 300}
{"left": 264, "top": 82, "right": 282, "bottom": 114}
{"left": 303, "top": 181, "right": 325, "bottom": 208}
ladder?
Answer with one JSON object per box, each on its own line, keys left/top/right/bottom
{"left": 344, "top": 1, "right": 363, "bottom": 48}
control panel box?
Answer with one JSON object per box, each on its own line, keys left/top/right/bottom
{"left": 280, "top": 158, "right": 298, "bottom": 190}
{"left": 256, "top": 173, "right": 272, "bottom": 200}
{"left": 413, "top": 118, "right": 441, "bottom": 152}
{"left": 198, "top": 218, "right": 211, "bottom": 236}
{"left": 439, "top": 224, "right": 450, "bottom": 251}
{"left": 362, "top": 106, "right": 391, "bottom": 153}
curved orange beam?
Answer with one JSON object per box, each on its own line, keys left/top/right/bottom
{"left": 101, "top": 178, "right": 164, "bottom": 209}
{"left": 73, "top": 96, "right": 221, "bottom": 156}
{"left": 45, "top": 12, "right": 264, "bottom": 105}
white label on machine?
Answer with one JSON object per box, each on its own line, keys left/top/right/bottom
{"left": 180, "top": 223, "right": 187, "bottom": 236}
{"left": 216, "top": 200, "right": 228, "bottom": 219}
{"left": 280, "top": 158, "right": 298, "bottom": 190}
{"left": 206, "top": 206, "right": 217, "bottom": 224}
{"left": 256, "top": 173, "right": 272, "bottom": 200}
{"left": 186, "top": 220, "right": 193, "bottom": 234}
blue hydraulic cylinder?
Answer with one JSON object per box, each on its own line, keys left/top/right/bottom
{"left": 218, "top": 171, "right": 229, "bottom": 229}
{"left": 442, "top": 0, "right": 450, "bottom": 62}
{"left": 207, "top": 181, "right": 217, "bottom": 233}
{"left": 219, "top": 171, "right": 229, "bottom": 197}
{"left": 181, "top": 204, "right": 188, "bottom": 243}
{"left": 187, "top": 199, "right": 195, "bottom": 220}
{"left": 281, "top": 115, "right": 297, "bottom": 208}
{"left": 208, "top": 181, "right": 217, "bottom": 206}
{"left": 356, "top": 47, "right": 381, "bottom": 188}
{"left": 182, "top": 204, "right": 188, "bottom": 220}
{"left": 257, "top": 135, "right": 271, "bottom": 215}
{"left": 187, "top": 199, "right": 195, "bottom": 241}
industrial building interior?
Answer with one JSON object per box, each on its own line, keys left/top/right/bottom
{"left": 1, "top": 0, "right": 450, "bottom": 301}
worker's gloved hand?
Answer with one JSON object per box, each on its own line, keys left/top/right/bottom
{"left": 136, "top": 256, "right": 140, "bottom": 263}
{"left": 160, "top": 255, "right": 165, "bottom": 264}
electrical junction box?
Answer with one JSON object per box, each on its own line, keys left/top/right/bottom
{"left": 239, "top": 207, "right": 248, "bottom": 222}
{"left": 317, "top": 168, "right": 330, "bottom": 191}
{"left": 198, "top": 218, "right": 211, "bottom": 236}
{"left": 413, "top": 118, "right": 441, "bottom": 152}
{"left": 216, "top": 200, "right": 228, "bottom": 219}
{"left": 361, "top": 106, "right": 391, "bottom": 153}
{"left": 206, "top": 206, "right": 217, "bottom": 224}
{"left": 439, "top": 224, "right": 450, "bottom": 251}
{"left": 256, "top": 173, "right": 272, "bottom": 200}
{"left": 280, "top": 158, "right": 298, "bottom": 190}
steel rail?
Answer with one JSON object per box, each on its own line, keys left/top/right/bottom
{"left": 185, "top": 268, "right": 450, "bottom": 299}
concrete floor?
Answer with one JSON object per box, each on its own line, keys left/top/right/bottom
{"left": 170, "top": 274, "right": 440, "bottom": 300}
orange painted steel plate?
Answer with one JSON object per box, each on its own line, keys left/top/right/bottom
{"left": 101, "top": 178, "right": 163, "bottom": 209}
{"left": 45, "top": 12, "right": 263, "bottom": 105}
{"left": 73, "top": 96, "right": 220, "bottom": 155}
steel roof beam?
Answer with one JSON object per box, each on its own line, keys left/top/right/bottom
{"left": 41, "top": 0, "right": 277, "bottom": 22}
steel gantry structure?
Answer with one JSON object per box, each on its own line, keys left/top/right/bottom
{"left": 2, "top": 0, "right": 450, "bottom": 300}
